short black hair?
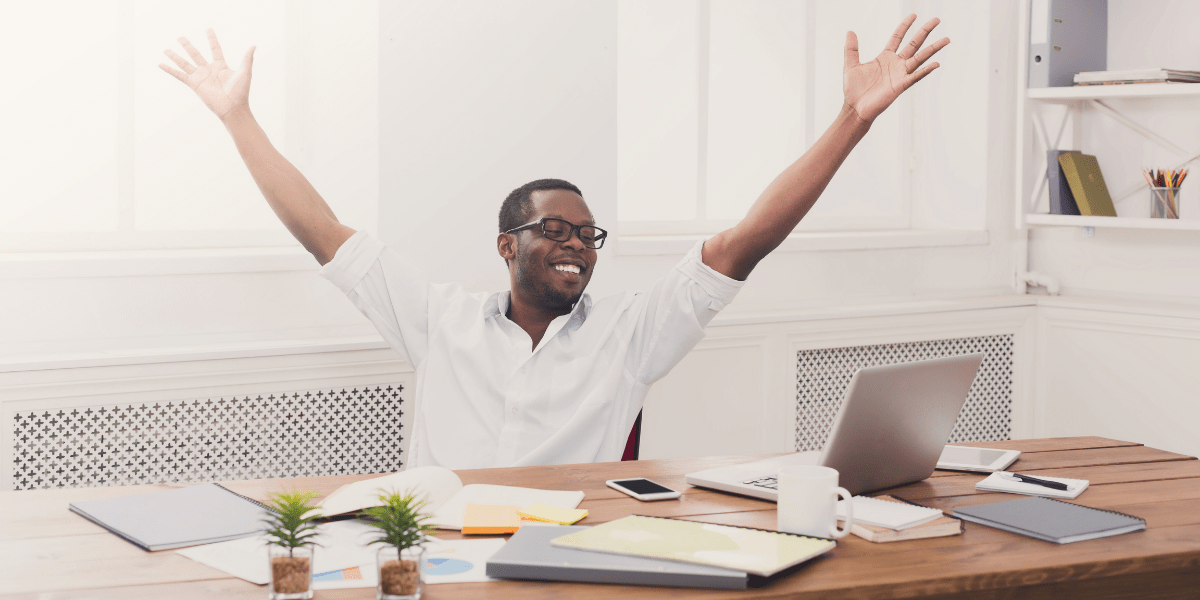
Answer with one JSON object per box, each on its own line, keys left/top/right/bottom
{"left": 499, "top": 178, "right": 584, "bottom": 233}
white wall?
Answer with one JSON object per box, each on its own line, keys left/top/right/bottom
{"left": 0, "top": 1, "right": 381, "bottom": 361}
{"left": 378, "top": 0, "right": 1016, "bottom": 312}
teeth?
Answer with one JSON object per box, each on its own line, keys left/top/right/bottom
{"left": 554, "top": 264, "right": 581, "bottom": 275}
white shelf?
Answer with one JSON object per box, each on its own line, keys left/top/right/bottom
{"left": 1025, "top": 214, "right": 1200, "bottom": 230}
{"left": 1028, "top": 83, "right": 1200, "bottom": 102}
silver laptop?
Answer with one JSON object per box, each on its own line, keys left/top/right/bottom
{"left": 685, "top": 353, "right": 984, "bottom": 499}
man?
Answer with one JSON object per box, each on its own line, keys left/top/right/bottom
{"left": 161, "top": 16, "right": 948, "bottom": 469}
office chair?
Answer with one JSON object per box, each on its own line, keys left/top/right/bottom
{"left": 621, "top": 410, "right": 642, "bottom": 461}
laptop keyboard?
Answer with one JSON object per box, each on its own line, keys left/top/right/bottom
{"left": 743, "top": 477, "right": 778, "bottom": 490}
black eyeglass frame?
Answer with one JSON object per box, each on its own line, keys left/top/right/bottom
{"left": 504, "top": 218, "right": 608, "bottom": 249}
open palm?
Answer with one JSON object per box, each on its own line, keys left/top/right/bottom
{"left": 160, "top": 29, "right": 255, "bottom": 120}
{"left": 844, "top": 15, "right": 948, "bottom": 123}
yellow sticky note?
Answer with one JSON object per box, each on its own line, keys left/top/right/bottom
{"left": 462, "top": 504, "right": 522, "bottom": 534}
{"left": 517, "top": 503, "right": 588, "bottom": 525}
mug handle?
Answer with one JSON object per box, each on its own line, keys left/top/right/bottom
{"left": 830, "top": 486, "right": 853, "bottom": 539}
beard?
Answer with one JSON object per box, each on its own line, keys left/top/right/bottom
{"left": 514, "top": 244, "right": 583, "bottom": 310}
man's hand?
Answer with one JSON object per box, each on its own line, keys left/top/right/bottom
{"left": 159, "top": 29, "right": 255, "bottom": 121}
{"left": 843, "top": 14, "right": 948, "bottom": 124}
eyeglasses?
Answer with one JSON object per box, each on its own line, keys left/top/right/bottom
{"left": 505, "top": 218, "right": 608, "bottom": 249}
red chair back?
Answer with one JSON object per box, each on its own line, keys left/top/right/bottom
{"left": 621, "top": 411, "right": 642, "bottom": 461}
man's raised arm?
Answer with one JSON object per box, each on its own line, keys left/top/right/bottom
{"left": 160, "top": 30, "right": 354, "bottom": 265}
{"left": 702, "top": 15, "right": 949, "bottom": 281}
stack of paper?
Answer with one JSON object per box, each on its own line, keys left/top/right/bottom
{"left": 836, "top": 495, "right": 943, "bottom": 530}
{"left": 462, "top": 504, "right": 522, "bottom": 534}
{"left": 1074, "top": 69, "right": 1200, "bottom": 85}
{"left": 836, "top": 495, "right": 962, "bottom": 543}
{"left": 517, "top": 503, "right": 588, "bottom": 525}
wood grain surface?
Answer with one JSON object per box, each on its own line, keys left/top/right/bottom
{"left": 3, "top": 437, "right": 1199, "bottom": 600}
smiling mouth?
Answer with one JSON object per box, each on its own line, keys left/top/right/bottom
{"left": 554, "top": 264, "right": 582, "bottom": 275}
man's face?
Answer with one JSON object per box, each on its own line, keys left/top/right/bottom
{"left": 509, "top": 189, "right": 598, "bottom": 311}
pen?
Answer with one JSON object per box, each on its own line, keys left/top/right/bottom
{"left": 1000, "top": 472, "right": 1069, "bottom": 491}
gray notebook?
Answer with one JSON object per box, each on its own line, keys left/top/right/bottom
{"left": 953, "top": 496, "right": 1145, "bottom": 544}
{"left": 69, "top": 483, "right": 271, "bottom": 551}
{"left": 486, "top": 525, "right": 748, "bottom": 590}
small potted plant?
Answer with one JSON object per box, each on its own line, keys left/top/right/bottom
{"left": 263, "top": 489, "right": 321, "bottom": 600}
{"left": 363, "top": 489, "right": 435, "bottom": 600}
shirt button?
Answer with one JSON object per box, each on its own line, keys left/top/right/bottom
{"left": 511, "top": 407, "right": 518, "bottom": 414}
{"left": 519, "top": 365, "right": 528, "bottom": 374}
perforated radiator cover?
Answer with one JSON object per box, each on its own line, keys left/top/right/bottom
{"left": 12, "top": 385, "right": 405, "bottom": 490}
{"left": 795, "top": 335, "right": 1013, "bottom": 452}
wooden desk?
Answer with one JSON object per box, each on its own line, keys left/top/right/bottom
{"left": 3, "top": 437, "right": 1200, "bottom": 599}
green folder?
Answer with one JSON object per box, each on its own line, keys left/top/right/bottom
{"left": 1058, "top": 153, "right": 1117, "bottom": 216}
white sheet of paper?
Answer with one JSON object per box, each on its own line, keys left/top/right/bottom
{"left": 422, "top": 537, "right": 507, "bottom": 583}
{"left": 177, "top": 520, "right": 504, "bottom": 588}
{"left": 177, "top": 520, "right": 378, "bottom": 587}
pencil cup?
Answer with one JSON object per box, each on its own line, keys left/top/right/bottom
{"left": 1151, "top": 187, "right": 1181, "bottom": 219}
{"left": 776, "top": 465, "right": 854, "bottom": 539}
{"left": 377, "top": 546, "right": 425, "bottom": 600}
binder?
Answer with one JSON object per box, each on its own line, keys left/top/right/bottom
{"left": 1028, "top": 0, "right": 1107, "bottom": 88}
{"left": 487, "top": 525, "right": 748, "bottom": 589}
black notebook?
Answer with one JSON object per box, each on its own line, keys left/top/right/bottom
{"left": 69, "top": 483, "right": 272, "bottom": 551}
{"left": 953, "top": 496, "right": 1145, "bottom": 544}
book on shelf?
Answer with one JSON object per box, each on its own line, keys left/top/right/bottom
{"left": 1048, "top": 150, "right": 1081, "bottom": 215}
{"left": 839, "top": 495, "right": 963, "bottom": 543}
{"left": 1074, "top": 69, "right": 1200, "bottom": 85}
{"left": 1058, "top": 153, "right": 1117, "bottom": 217}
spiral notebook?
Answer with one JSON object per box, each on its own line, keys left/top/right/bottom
{"left": 549, "top": 515, "right": 835, "bottom": 577}
{"left": 69, "top": 483, "right": 272, "bottom": 551}
{"left": 953, "top": 496, "right": 1145, "bottom": 544}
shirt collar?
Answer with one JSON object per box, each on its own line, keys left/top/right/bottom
{"left": 485, "top": 291, "right": 592, "bottom": 329}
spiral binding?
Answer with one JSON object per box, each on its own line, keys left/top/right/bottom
{"left": 213, "top": 482, "right": 278, "bottom": 513}
{"left": 1039, "top": 497, "right": 1145, "bottom": 524}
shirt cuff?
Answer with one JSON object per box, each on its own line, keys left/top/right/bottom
{"left": 675, "top": 239, "right": 745, "bottom": 309}
{"left": 317, "top": 230, "right": 386, "bottom": 294}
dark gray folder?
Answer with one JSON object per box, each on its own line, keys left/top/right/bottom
{"left": 69, "top": 483, "right": 271, "bottom": 551}
{"left": 954, "top": 496, "right": 1145, "bottom": 544}
{"left": 486, "top": 525, "right": 748, "bottom": 589}
{"left": 1048, "top": 150, "right": 1080, "bottom": 215}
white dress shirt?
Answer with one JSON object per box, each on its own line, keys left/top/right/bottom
{"left": 319, "top": 231, "right": 743, "bottom": 469}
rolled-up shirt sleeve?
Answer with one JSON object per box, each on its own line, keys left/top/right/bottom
{"left": 632, "top": 240, "right": 744, "bottom": 385}
{"left": 318, "top": 231, "right": 431, "bottom": 368}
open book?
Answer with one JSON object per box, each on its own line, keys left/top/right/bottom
{"left": 311, "top": 466, "right": 585, "bottom": 530}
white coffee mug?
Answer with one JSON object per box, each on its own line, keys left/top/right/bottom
{"left": 776, "top": 465, "right": 854, "bottom": 539}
